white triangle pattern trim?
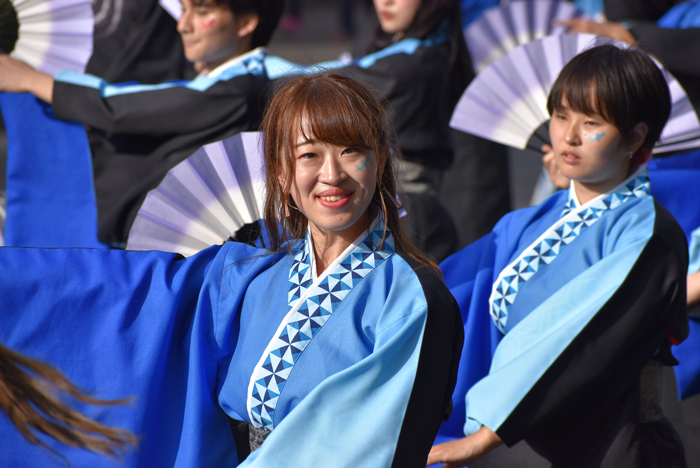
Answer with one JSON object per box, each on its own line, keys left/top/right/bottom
{"left": 489, "top": 168, "right": 650, "bottom": 333}
{"left": 248, "top": 223, "right": 395, "bottom": 430}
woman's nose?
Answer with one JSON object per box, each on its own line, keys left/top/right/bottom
{"left": 564, "top": 125, "right": 580, "bottom": 146}
{"left": 319, "top": 155, "right": 345, "bottom": 184}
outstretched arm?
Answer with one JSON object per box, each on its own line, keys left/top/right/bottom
{"left": 0, "top": 55, "right": 53, "bottom": 103}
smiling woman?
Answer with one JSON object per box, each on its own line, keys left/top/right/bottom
{"left": 0, "top": 0, "right": 284, "bottom": 246}
{"left": 0, "top": 73, "right": 463, "bottom": 468}
{"left": 261, "top": 73, "right": 440, "bottom": 275}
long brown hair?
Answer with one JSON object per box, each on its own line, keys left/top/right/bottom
{"left": 259, "top": 73, "right": 440, "bottom": 276}
{"left": 0, "top": 343, "right": 137, "bottom": 459}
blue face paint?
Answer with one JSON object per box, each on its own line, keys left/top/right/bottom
{"left": 585, "top": 132, "right": 606, "bottom": 142}
{"left": 355, "top": 157, "right": 369, "bottom": 172}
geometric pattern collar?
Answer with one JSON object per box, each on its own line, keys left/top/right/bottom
{"left": 490, "top": 166, "right": 650, "bottom": 333}
{"left": 247, "top": 216, "right": 395, "bottom": 430}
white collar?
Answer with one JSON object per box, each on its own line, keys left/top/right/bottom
{"left": 196, "top": 46, "right": 266, "bottom": 79}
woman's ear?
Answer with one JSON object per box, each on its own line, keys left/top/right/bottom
{"left": 236, "top": 13, "right": 259, "bottom": 39}
{"left": 628, "top": 122, "right": 649, "bottom": 155}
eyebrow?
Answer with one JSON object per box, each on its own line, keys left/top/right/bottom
{"left": 295, "top": 139, "right": 317, "bottom": 148}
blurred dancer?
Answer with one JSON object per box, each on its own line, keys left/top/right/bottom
{"left": 344, "top": 0, "right": 470, "bottom": 261}
{"left": 0, "top": 0, "right": 283, "bottom": 247}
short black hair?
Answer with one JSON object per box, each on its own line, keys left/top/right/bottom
{"left": 194, "top": 0, "right": 284, "bottom": 49}
{"left": 547, "top": 44, "right": 671, "bottom": 152}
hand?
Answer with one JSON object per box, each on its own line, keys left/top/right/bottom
{"left": 553, "top": 19, "right": 636, "bottom": 44}
{"left": 427, "top": 426, "right": 503, "bottom": 467}
{"left": 688, "top": 270, "right": 700, "bottom": 305}
{"left": 542, "top": 144, "right": 570, "bottom": 190}
{"left": 0, "top": 54, "right": 54, "bottom": 103}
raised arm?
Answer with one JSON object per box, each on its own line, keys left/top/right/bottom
{"left": 0, "top": 55, "right": 54, "bottom": 103}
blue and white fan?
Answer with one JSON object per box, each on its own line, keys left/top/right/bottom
{"left": 1, "top": 0, "right": 93, "bottom": 75}
{"left": 126, "top": 132, "right": 267, "bottom": 257}
{"left": 466, "top": 0, "right": 591, "bottom": 73}
{"left": 451, "top": 34, "right": 700, "bottom": 154}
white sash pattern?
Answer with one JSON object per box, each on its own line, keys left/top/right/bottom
{"left": 489, "top": 168, "right": 651, "bottom": 333}
{"left": 248, "top": 221, "right": 395, "bottom": 430}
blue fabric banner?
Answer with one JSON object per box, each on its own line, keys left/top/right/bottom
{"left": 0, "top": 92, "right": 104, "bottom": 248}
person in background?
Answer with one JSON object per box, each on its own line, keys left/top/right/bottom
{"left": 0, "top": 0, "right": 283, "bottom": 247}
{"left": 339, "top": 0, "right": 471, "bottom": 262}
{"left": 429, "top": 45, "right": 688, "bottom": 467}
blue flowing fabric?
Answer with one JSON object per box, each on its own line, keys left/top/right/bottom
{"left": 0, "top": 242, "right": 277, "bottom": 466}
{"left": 657, "top": 0, "right": 700, "bottom": 29}
{"left": 434, "top": 193, "right": 564, "bottom": 443}
{"left": 0, "top": 219, "right": 449, "bottom": 467}
{"left": 0, "top": 92, "right": 103, "bottom": 248}
{"left": 649, "top": 148, "right": 700, "bottom": 399}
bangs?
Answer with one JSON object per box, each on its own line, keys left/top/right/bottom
{"left": 284, "top": 79, "right": 385, "bottom": 153}
{"left": 548, "top": 74, "right": 614, "bottom": 123}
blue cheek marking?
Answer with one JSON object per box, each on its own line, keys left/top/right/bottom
{"left": 355, "top": 157, "right": 369, "bottom": 172}
{"left": 585, "top": 132, "right": 606, "bottom": 142}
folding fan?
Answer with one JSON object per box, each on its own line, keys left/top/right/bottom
{"left": 126, "top": 132, "right": 266, "bottom": 257}
{"left": 0, "top": 0, "right": 93, "bottom": 75}
{"left": 451, "top": 33, "right": 700, "bottom": 155}
{"left": 466, "top": 0, "right": 591, "bottom": 73}
{"left": 159, "top": 0, "right": 181, "bottom": 20}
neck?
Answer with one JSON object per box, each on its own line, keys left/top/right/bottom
{"left": 573, "top": 163, "right": 640, "bottom": 205}
{"left": 308, "top": 212, "right": 373, "bottom": 276}
{"left": 203, "top": 41, "right": 254, "bottom": 73}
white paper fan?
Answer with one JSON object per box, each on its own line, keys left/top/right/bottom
{"left": 159, "top": 0, "right": 181, "bottom": 20}
{"left": 2, "top": 0, "right": 93, "bottom": 75}
{"left": 466, "top": 0, "right": 591, "bottom": 73}
{"left": 451, "top": 33, "right": 700, "bottom": 154}
{"left": 126, "top": 132, "right": 266, "bottom": 257}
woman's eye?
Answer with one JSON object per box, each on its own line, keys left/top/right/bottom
{"left": 299, "top": 152, "right": 316, "bottom": 159}
{"left": 555, "top": 113, "right": 566, "bottom": 121}
{"left": 342, "top": 147, "right": 361, "bottom": 155}
{"left": 584, "top": 121, "right": 599, "bottom": 126}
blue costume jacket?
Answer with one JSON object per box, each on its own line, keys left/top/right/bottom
{"left": 438, "top": 167, "right": 688, "bottom": 466}
{"left": 0, "top": 220, "right": 462, "bottom": 467}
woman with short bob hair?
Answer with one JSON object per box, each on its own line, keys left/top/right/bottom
{"left": 0, "top": 73, "right": 463, "bottom": 468}
{"left": 430, "top": 45, "right": 688, "bottom": 467}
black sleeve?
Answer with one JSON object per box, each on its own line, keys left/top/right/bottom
{"left": 603, "top": 0, "right": 679, "bottom": 22}
{"left": 391, "top": 254, "right": 464, "bottom": 468}
{"left": 495, "top": 202, "right": 688, "bottom": 466}
{"left": 629, "top": 24, "right": 700, "bottom": 76}
{"left": 52, "top": 75, "right": 259, "bottom": 137}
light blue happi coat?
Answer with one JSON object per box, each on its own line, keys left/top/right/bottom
{"left": 0, "top": 219, "right": 449, "bottom": 467}
{"left": 436, "top": 166, "right": 687, "bottom": 443}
